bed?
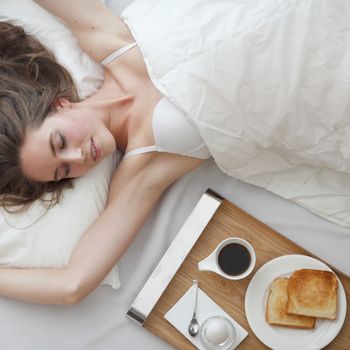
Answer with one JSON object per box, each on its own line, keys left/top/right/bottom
{"left": 0, "top": 0, "right": 349, "bottom": 349}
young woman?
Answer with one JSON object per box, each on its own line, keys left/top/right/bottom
{"left": 0, "top": 0, "right": 207, "bottom": 304}
{"left": 1, "top": 0, "right": 349, "bottom": 304}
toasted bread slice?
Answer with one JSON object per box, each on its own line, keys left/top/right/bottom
{"left": 266, "top": 278, "right": 315, "bottom": 329}
{"left": 287, "top": 269, "right": 338, "bottom": 320}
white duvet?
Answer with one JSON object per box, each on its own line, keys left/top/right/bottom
{"left": 123, "top": 0, "right": 350, "bottom": 228}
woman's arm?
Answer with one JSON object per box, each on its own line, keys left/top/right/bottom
{"left": 34, "top": 0, "right": 132, "bottom": 62}
{"left": 0, "top": 154, "right": 204, "bottom": 305}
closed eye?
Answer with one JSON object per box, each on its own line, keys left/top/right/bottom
{"left": 59, "top": 132, "right": 66, "bottom": 150}
{"left": 64, "top": 163, "right": 70, "bottom": 178}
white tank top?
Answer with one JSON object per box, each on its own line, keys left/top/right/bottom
{"left": 101, "top": 43, "right": 211, "bottom": 160}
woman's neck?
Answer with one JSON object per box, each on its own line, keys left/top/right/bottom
{"left": 80, "top": 76, "right": 134, "bottom": 152}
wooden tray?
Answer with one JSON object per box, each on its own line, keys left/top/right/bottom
{"left": 143, "top": 199, "right": 350, "bottom": 349}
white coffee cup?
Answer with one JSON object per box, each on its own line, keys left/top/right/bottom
{"left": 198, "top": 237, "right": 256, "bottom": 280}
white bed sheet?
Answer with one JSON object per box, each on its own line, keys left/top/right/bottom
{"left": 0, "top": 1, "right": 349, "bottom": 349}
{"left": 1, "top": 158, "right": 349, "bottom": 350}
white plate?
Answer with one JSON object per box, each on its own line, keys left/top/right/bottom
{"left": 244, "top": 255, "right": 347, "bottom": 350}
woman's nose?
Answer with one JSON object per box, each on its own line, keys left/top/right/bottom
{"left": 59, "top": 148, "right": 85, "bottom": 164}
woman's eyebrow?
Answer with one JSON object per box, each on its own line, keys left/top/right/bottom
{"left": 49, "top": 131, "right": 60, "bottom": 181}
{"left": 49, "top": 131, "right": 57, "bottom": 157}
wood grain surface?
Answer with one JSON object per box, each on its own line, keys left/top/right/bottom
{"left": 143, "top": 200, "right": 350, "bottom": 349}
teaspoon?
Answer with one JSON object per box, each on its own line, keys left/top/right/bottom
{"left": 188, "top": 279, "right": 199, "bottom": 337}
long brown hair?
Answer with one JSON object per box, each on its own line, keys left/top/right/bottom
{"left": 0, "top": 22, "right": 80, "bottom": 210}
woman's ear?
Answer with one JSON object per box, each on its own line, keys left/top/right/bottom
{"left": 53, "top": 97, "right": 72, "bottom": 110}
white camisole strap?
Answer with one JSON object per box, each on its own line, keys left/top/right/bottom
{"left": 100, "top": 42, "right": 137, "bottom": 66}
{"left": 123, "top": 145, "right": 157, "bottom": 159}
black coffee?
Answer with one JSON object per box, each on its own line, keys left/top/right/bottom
{"left": 218, "top": 243, "right": 251, "bottom": 276}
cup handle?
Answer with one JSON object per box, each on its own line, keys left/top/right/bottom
{"left": 198, "top": 254, "right": 213, "bottom": 272}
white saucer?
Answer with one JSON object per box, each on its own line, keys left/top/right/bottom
{"left": 244, "top": 255, "right": 347, "bottom": 350}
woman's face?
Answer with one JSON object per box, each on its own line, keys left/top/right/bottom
{"left": 20, "top": 104, "right": 116, "bottom": 182}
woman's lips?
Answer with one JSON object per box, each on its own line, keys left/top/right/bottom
{"left": 91, "top": 138, "right": 100, "bottom": 161}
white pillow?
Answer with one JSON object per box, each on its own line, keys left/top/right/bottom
{"left": 0, "top": 0, "right": 121, "bottom": 289}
